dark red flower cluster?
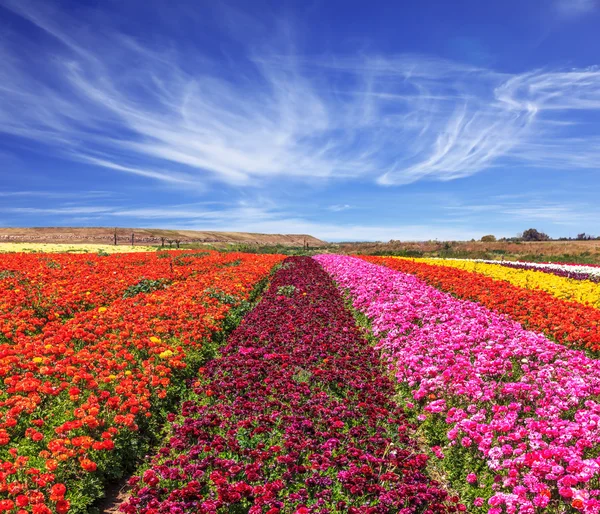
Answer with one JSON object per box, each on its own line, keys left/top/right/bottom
{"left": 122, "top": 257, "right": 462, "bottom": 514}
{"left": 362, "top": 256, "right": 600, "bottom": 352}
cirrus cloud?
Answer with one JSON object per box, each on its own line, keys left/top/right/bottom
{"left": 1, "top": 0, "right": 600, "bottom": 190}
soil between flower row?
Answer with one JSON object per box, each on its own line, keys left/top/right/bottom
{"left": 121, "top": 256, "right": 462, "bottom": 514}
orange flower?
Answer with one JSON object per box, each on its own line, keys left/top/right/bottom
{"left": 0, "top": 251, "right": 284, "bottom": 509}
{"left": 79, "top": 458, "right": 97, "bottom": 472}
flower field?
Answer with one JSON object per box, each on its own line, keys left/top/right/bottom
{"left": 0, "top": 250, "right": 283, "bottom": 513}
{"left": 122, "top": 256, "right": 459, "bottom": 514}
{"left": 316, "top": 255, "right": 600, "bottom": 513}
{"left": 363, "top": 256, "right": 600, "bottom": 353}
{"left": 2, "top": 248, "right": 600, "bottom": 513}
{"left": 439, "top": 259, "right": 600, "bottom": 283}
{"left": 389, "top": 258, "right": 600, "bottom": 308}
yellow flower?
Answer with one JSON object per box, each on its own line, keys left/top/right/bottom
{"left": 125, "top": 370, "right": 132, "bottom": 376}
{"left": 32, "top": 357, "right": 43, "bottom": 364}
{"left": 149, "top": 336, "right": 161, "bottom": 343}
{"left": 0, "top": 243, "right": 155, "bottom": 253}
{"left": 108, "top": 374, "right": 117, "bottom": 380}
{"left": 159, "top": 350, "right": 174, "bottom": 359}
{"left": 98, "top": 307, "right": 107, "bottom": 313}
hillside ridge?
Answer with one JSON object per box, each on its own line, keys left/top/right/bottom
{"left": 0, "top": 227, "right": 327, "bottom": 247}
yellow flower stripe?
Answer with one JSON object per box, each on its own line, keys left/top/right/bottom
{"left": 0, "top": 243, "right": 155, "bottom": 253}
{"left": 393, "top": 257, "right": 600, "bottom": 309}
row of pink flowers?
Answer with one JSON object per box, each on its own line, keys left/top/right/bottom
{"left": 314, "top": 254, "right": 600, "bottom": 514}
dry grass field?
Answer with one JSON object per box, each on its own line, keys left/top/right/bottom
{"left": 339, "top": 239, "right": 600, "bottom": 263}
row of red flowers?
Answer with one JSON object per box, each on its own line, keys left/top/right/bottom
{"left": 0, "top": 251, "right": 283, "bottom": 513}
{"left": 362, "top": 256, "right": 600, "bottom": 352}
{"left": 0, "top": 252, "right": 192, "bottom": 340}
{"left": 121, "top": 256, "right": 463, "bottom": 514}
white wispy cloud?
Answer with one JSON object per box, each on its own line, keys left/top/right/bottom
{"left": 327, "top": 204, "right": 352, "bottom": 212}
{"left": 0, "top": 190, "right": 114, "bottom": 198}
{"left": 1, "top": 1, "right": 600, "bottom": 189}
{"left": 555, "top": 0, "right": 596, "bottom": 18}
{"left": 446, "top": 197, "right": 598, "bottom": 226}
{"left": 7, "top": 206, "right": 117, "bottom": 215}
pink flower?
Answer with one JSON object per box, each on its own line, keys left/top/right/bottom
{"left": 315, "top": 254, "right": 600, "bottom": 509}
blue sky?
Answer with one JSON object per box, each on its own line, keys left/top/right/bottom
{"left": 1, "top": 0, "right": 600, "bottom": 241}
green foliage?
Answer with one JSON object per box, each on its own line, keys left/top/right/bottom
{"left": 276, "top": 285, "right": 296, "bottom": 296}
{"left": 480, "top": 234, "right": 496, "bottom": 242}
{"left": 217, "top": 258, "right": 242, "bottom": 268}
{"left": 0, "top": 270, "right": 16, "bottom": 280}
{"left": 292, "top": 367, "right": 312, "bottom": 383}
{"left": 123, "top": 278, "right": 168, "bottom": 298}
{"left": 205, "top": 288, "right": 239, "bottom": 305}
{"left": 171, "top": 252, "right": 211, "bottom": 266}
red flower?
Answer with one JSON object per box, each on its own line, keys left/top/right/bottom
{"left": 50, "top": 483, "right": 67, "bottom": 500}
{"left": 56, "top": 499, "right": 70, "bottom": 514}
{"left": 80, "top": 458, "right": 97, "bottom": 472}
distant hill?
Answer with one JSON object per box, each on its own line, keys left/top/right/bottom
{"left": 0, "top": 227, "right": 327, "bottom": 247}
